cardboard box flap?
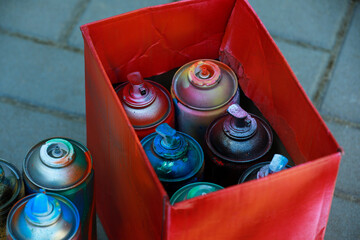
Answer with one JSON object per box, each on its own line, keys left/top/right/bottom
{"left": 82, "top": 0, "right": 236, "bottom": 83}
{"left": 220, "top": 0, "right": 341, "bottom": 163}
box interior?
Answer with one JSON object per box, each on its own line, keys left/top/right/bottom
{"left": 83, "top": 0, "right": 340, "bottom": 166}
{"left": 81, "top": 0, "right": 342, "bottom": 239}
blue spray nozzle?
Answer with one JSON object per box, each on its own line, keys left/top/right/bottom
{"left": 156, "top": 123, "right": 176, "bottom": 137}
{"left": 155, "top": 123, "right": 178, "bottom": 148}
{"left": 31, "top": 194, "right": 52, "bottom": 216}
{"left": 257, "top": 154, "right": 289, "bottom": 179}
{"left": 269, "top": 154, "right": 288, "bottom": 173}
{"left": 25, "top": 193, "right": 61, "bottom": 226}
{"left": 39, "top": 188, "right": 46, "bottom": 194}
{"left": 153, "top": 123, "right": 188, "bottom": 159}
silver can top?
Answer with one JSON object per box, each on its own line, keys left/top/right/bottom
{"left": 23, "top": 138, "right": 92, "bottom": 190}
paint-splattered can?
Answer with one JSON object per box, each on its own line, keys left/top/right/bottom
{"left": 205, "top": 104, "right": 273, "bottom": 187}
{"left": 6, "top": 192, "right": 80, "bottom": 239}
{"left": 141, "top": 123, "right": 204, "bottom": 196}
{"left": 170, "top": 182, "right": 223, "bottom": 205}
{"left": 0, "top": 159, "right": 25, "bottom": 239}
{"left": 171, "top": 59, "right": 240, "bottom": 147}
{"left": 115, "top": 71, "right": 175, "bottom": 140}
{"left": 23, "top": 138, "right": 96, "bottom": 239}
{"left": 238, "top": 154, "right": 291, "bottom": 183}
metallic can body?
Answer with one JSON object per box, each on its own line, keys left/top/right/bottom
{"left": 6, "top": 192, "right": 80, "bottom": 240}
{"left": 205, "top": 150, "right": 271, "bottom": 187}
{"left": 171, "top": 59, "right": 240, "bottom": 147}
{"left": 170, "top": 182, "right": 223, "bottom": 205}
{"left": 238, "top": 162, "right": 292, "bottom": 183}
{"left": 173, "top": 91, "right": 239, "bottom": 147}
{"left": 141, "top": 124, "right": 204, "bottom": 196}
{"left": 116, "top": 77, "right": 175, "bottom": 140}
{"left": 0, "top": 159, "right": 25, "bottom": 239}
{"left": 23, "top": 138, "right": 95, "bottom": 240}
{"left": 205, "top": 105, "right": 273, "bottom": 187}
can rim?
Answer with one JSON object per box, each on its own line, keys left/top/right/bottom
{"left": 115, "top": 81, "right": 174, "bottom": 130}
{"left": 6, "top": 192, "right": 80, "bottom": 240}
{"left": 205, "top": 114, "right": 273, "bottom": 163}
{"left": 171, "top": 59, "right": 238, "bottom": 111}
{"left": 23, "top": 137, "right": 93, "bottom": 191}
{"left": 141, "top": 132, "right": 204, "bottom": 183}
{"left": 170, "top": 182, "right": 224, "bottom": 205}
{"left": 238, "top": 162, "right": 292, "bottom": 184}
{"left": 0, "top": 159, "right": 23, "bottom": 214}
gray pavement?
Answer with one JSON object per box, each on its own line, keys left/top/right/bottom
{"left": 0, "top": 0, "right": 359, "bottom": 239}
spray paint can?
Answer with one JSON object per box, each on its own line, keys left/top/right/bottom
{"left": 205, "top": 104, "right": 273, "bottom": 187}
{"left": 141, "top": 123, "right": 204, "bottom": 196}
{"left": 23, "top": 138, "right": 95, "bottom": 239}
{"left": 171, "top": 59, "right": 240, "bottom": 147}
{"left": 0, "top": 159, "right": 25, "bottom": 239}
{"left": 238, "top": 154, "right": 291, "bottom": 183}
{"left": 170, "top": 182, "right": 223, "bottom": 205}
{"left": 6, "top": 192, "right": 80, "bottom": 239}
{"left": 115, "top": 71, "right": 175, "bottom": 140}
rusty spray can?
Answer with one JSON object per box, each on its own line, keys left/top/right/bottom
{"left": 115, "top": 71, "right": 175, "bottom": 140}
{"left": 171, "top": 59, "right": 240, "bottom": 147}
{"left": 239, "top": 154, "right": 291, "bottom": 183}
{"left": 170, "top": 182, "right": 223, "bottom": 205}
{"left": 23, "top": 138, "right": 95, "bottom": 239}
{"left": 0, "top": 159, "right": 24, "bottom": 239}
{"left": 141, "top": 123, "right": 204, "bottom": 196}
{"left": 205, "top": 104, "right": 273, "bottom": 187}
{"left": 6, "top": 192, "right": 80, "bottom": 239}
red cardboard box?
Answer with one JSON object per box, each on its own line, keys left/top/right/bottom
{"left": 81, "top": 0, "right": 342, "bottom": 239}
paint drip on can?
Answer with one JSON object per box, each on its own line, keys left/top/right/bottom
{"left": 141, "top": 123, "right": 204, "bottom": 196}
{"left": 6, "top": 192, "right": 80, "bottom": 239}
{"left": 115, "top": 71, "right": 175, "bottom": 140}
{"left": 23, "top": 138, "right": 96, "bottom": 239}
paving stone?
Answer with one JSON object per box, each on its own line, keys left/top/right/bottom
{"left": 325, "top": 197, "right": 360, "bottom": 240}
{"left": 0, "top": 33, "right": 85, "bottom": 115}
{"left": 0, "top": 0, "right": 82, "bottom": 42}
{"left": 249, "top": 0, "right": 349, "bottom": 49}
{"left": 326, "top": 121, "right": 360, "bottom": 198}
{"left": 68, "top": 0, "right": 173, "bottom": 49}
{"left": 97, "top": 216, "right": 109, "bottom": 240}
{"left": 321, "top": 4, "right": 360, "bottom": 123}
{"left": 275, "top": 39, "right": 330, "bottom": 99}
{"left": 0, "top": 102, "right": 85, "bottom": 172}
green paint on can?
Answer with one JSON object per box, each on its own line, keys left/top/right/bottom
{"left": 170, "top": 182, "right": 223, "bottom": 205}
